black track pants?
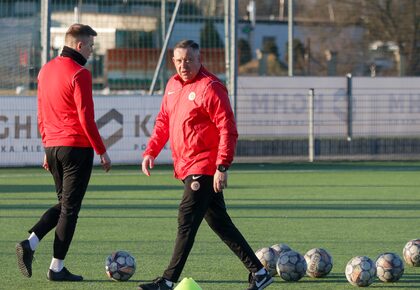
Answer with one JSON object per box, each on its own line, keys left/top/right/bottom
{"left": 29, "top": 146, "right": 93, "bottom": 259}
{"left": 162, "top": 175, "right": 263, "bottom": 282}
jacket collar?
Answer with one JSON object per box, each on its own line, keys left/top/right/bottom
{"left": 60, "top": 46, "right": 87, "bottom": 66}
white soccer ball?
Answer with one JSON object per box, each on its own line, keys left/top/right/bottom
{"left": 304, "top": 248, "right": 333, "bottom": 278}
{"left": 276, "top": 250, "right": 307, "bottom": 282}
{"left": 403, "top": 239, "right": 420, "bottom": 266}
{"left": 345, "top": 256, "right": 376, "bottom": 287}
{"left": 105, "top": 250, "right": 136, "bottom": 281}
{"left": 255, "top": 247, "right": 278, "bottom": 276}
{"left": 271, "top": 243, "right": 292, "bottom": 256}
{"left": 375, "top": 252, "right": 404, "bottom": 282}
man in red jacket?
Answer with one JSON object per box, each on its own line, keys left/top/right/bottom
{"left": 138, "top": 40, "right": 272, "bottom": 290}
{"left": 15, "top": 23, "right": 111, "bottom": 282}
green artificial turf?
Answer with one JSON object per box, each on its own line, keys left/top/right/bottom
{"left": 1, "top": 162, "right": 420, "bottom": 289}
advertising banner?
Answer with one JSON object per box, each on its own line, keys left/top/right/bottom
{"left": 0, "top": 95, "right": 169, "bottom": 166}
{"left": 2, "top": 77, "right": 420, "bottom": 166}
{"left": 237, "top": 77, "right": 420, "bottom": 137}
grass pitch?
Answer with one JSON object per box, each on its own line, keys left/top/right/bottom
{"left": 1, "top": 162, "right": 420, "bottom": 289}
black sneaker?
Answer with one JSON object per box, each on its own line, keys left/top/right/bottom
{"left": 138, "top": 277, "right": 174, "bottom": 290}
{"left": 246, "top": 270, "right": 273, "bottom": 290}
{"left": 47, "top": 267, "right": 83, "bottom": 281}
{"left": 16, "top": 240, "right": 34, "bottom": 278}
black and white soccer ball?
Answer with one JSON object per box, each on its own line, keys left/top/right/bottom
{"left": 345, "top": 256, "right": 376, "bottom": 287}
{"left": 304, "top": 248, "right": 333, "bottom": 278}
{"left": 375, "top": 252, "right": 404, "bottom": 282}
{"left": 403, "top": 239, "right": 420, "bottom": 267}
{"left": 255, "top": 247, "right": 278, "bottom": 276}
{"left": 276, "top": 250, "right": 307, "bottom": 282}
{"left": 105, "top": 250, "right": 136, "bottom": 281}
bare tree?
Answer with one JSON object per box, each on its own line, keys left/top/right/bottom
{"left": 294, "top": 0, "right": 420, "bottom": 76}
{"left": 293, "top": 0, "right": 365, "bottom": 76}
{"left": 358, "top": 0, "right": 420, "bottom": 75}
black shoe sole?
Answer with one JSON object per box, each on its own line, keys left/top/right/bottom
{"left": 16, "top": 243, "right": 31, "bottom": 278}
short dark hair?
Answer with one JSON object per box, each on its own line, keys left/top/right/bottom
{"left": 65, "top": 23, "right": 97, "bottom": 43}
{"left": 174, "top": 40, "right": 200, "bottom": 51}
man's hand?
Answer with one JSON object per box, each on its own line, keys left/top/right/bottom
{"left": 100, "top": 152, "right": 111, "bottom": 172}
{"left": 142, "top": 155, "right": 155, "bottom": 176}
{"left": 213, "top": 170, "right": 228, "bottom": 193}
{"left": 42, "top": 154, "right": 49, "bottom": 171}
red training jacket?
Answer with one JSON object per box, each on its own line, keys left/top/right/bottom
{"left": 37, "top": 56, "right": 106, "bottom": 155}
{"left": 144, "top": 66, "right": 238, "bottom": 180}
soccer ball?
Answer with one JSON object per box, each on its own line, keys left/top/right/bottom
{"left": 255, "top": 247, "right": 278, "bottom": 276}
{"left": 304, "top": 248, "right": 333, "bottom": 278}
{"left": 271, "top": 243, "right": 292, "bottom": 256}
{"left": 375, "top": 252, "right": 404, "bottom": 282}
{"left": 345, "top": 256, "right": 376, "bottom": 287}
{"left": 276, "top": 250, "right": 307, "bottom": 281}
{"left": 105, "top": 250, "right": 136, "bottom": 281}
{"left": 403, "top": 239, "right": 420, "bottom": 266}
